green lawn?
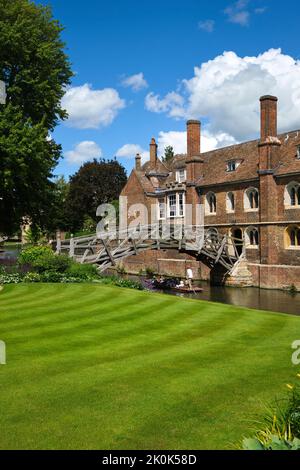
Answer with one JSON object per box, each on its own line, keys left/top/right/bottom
{"left": 0, "top": 283, "right": 299, "bottom": 450}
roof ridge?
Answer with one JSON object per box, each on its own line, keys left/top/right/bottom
{"left": 173, "top": 129, "right": 300, "bottom": 160}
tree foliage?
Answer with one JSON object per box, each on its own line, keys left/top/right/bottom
{"left": 0, "top": 0, "right": 73, "bottom": 234}
{"left": 65, "top": 159, "right": 127, "bottom": 232}
{"left": 162, "top": 145, "right": 175, "bottom": 163}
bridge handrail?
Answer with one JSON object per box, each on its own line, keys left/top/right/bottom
{"left": 60, "top": 224, "right": 206, "bottom": 245}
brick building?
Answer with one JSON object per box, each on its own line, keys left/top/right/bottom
{"left": 120, "top": 95, "right": 300, "bottom": 290}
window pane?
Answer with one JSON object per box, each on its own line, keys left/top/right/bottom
{"left": 291, "top": 230, "right": 296, "bottom": 246}
{"left": 168, "top": 194, "right": 176, "bottom": 217}
{"left": 158, "top": 199, "right": 165, "bottom": 219}
{"left": 291, "top": 187, "right": 296, "bottom": 206}
{"left": 297, "top": 187, "right": 300, "bottom": 205}
{"left": 178, "top": 193, "right": 184, "bottom": 216}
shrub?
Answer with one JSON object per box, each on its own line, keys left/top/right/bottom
{"left": 113, "top": 278, "right": 144, "bottom": 290}
{"left": 0, "top": 273, "right": 23, "bottom": 284}
{"left": 18, "top": 245, "right": 53, "bottom": 266}
{"left": 66, "top": 262, "right": 98, "bottom": 280}
{"left": 241, "top": 376, "right": 300, "bottom": 450}
{"left": 97, "top": 275, "right": 144, "bottom": 291}
{"left": 35, "top": 253, "right": 71, "bottom": 273}
{"left": 18, "top": 246, "right": 71, "bottom": 273}
{"left": 243, "top": 435, "right": 300, "bottom": 450}
{"left": 60, "top": 276, "right": 86, "bottom": 284}
{"left": 23, "top": 272, "right": 41, "bottom": 283}
{"left": 116, "top": 263, "right": 127, "bottom": 275}
{"left": 145, "top": 266, "right": 155, "bottom": 278}
{"left": 40, "top": 271, "right": 64, "bottom": 283}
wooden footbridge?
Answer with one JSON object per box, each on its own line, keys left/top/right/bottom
{"left": 57, "top": 224, "right": 244, "bottom": 274}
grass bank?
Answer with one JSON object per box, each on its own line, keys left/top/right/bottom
{"left": 0, "top": 283, "right": 299, "bottom": 449}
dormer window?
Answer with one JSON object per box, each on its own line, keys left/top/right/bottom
{"left": 176, "top": 169, "right": 186, "bottom": 183}
{"left": 297, "top": 146, "right": 300, "bottom": 159}
{"left": 227, "top": 160, "right": 237, "bottom": 172}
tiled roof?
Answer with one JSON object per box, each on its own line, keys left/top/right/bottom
{"left": 135, "top": 130, "right": 300, "bottom": 192}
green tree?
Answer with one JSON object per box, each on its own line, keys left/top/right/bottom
{"left": 46, "top": 176, "right": 70, "bottom": 233}
{"left": 0, "top": 0, "right": 73, "bottom": 234}
{"left": 65, "top": 159, "right": 127, "bottom": 232}
{"left": 162, "top": 145, "right": 175, "bottom": 163}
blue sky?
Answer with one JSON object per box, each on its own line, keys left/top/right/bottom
{"left": 39, "top": 0, "right": 300, "bottom": 178}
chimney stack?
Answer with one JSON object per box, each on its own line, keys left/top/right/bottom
{"left": 150, "top": 137, "right": 157, "bottom": 170}
{"left": 135, "top": 153, "right": 141, "bottom": 171}
{"left": 260, "top": 95, "right": 278, "bottom": 142}
{"left": 187, "top": 120, "right": 201, "bottom": 158}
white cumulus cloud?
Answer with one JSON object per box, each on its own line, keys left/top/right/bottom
{"left": 62, "top": 84, "right": 125, "bottom": 129}
{"left": 116, "top": 144, "right": 149, "bottom": 163}
{"left": 145, "top": 92, "right": 185, "bottom": 118}
{"left": 157, "top": 130, "right": 237, "bottom": 156}
{"left": 65, "top": 141, "right": 102, "bottom": 165}
{"left": 145, "top": 49, "right": 300, "bottom": 141}
{"left": 121, "top": 73, "right": 148, "bottom": 91}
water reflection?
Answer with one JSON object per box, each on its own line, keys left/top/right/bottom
{"left": 165, "top": 283, "right": 300, "bottom": 316}
{"left": 0, "top": 247, "right": 20, "bottom": 260}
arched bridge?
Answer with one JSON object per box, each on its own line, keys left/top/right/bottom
{"left": 57, "top": 225, "right": 245, "bottom": 273}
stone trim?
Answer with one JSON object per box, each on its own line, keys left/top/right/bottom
{"left": 248, "top": 263, "right": 300, "bottom": 268}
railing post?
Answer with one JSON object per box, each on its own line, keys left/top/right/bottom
{"left": 69, "top": 236, "right": 75, "bottom": 258}
{"left": 56, "top": 230, "right": 61, "bottom": 254}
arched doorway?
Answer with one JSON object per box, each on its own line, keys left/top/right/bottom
{"left": 231, "top": 228, "right": 243, "bottom": 256}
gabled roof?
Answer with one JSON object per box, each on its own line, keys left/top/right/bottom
{"left": 131, "top": 129, "right": 300, "bottom": 194}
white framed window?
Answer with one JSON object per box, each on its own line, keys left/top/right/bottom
{"left": 178, "top": 193, "right": 184, "bottom": 217}
{"left": 226, "top": 192, "right": 235, "bottom": 213}
{"left": 168, "top": 193, "right": 177, "bottom": 218}
{"left": 226, "top": 160, "right": 241, "bottom": 172}
{"left": 157, "top": 198, "right": 166, "bottom": 220}
{"left": 245, "top": 226, "right": 259, "bottom": 248}
{"left": 227, "top": 161, "right": 236, "bottom": 172}
{"left": 205, "top": 192, "right": 217, "bottom": 215}
{"left": 176, "top": 169, "right": 186, "bottom": 183}
{"left": 297, "top": 146, "right": 300, "bottom": 159}
{"left": 167, "top": 193, "right": 185, "bottom": 218}
{"left": 284, "top": 181, "right": 300, "bottom": 207}
{"left": 244, "top": 187, "right": 259, "bottom": 211}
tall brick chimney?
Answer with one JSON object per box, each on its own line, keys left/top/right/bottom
{"left": 260, "top": 95, "right": 278, "bottom": 141}
{"left": 258, "top": 95, "right": 281, "bottom": 266}
{"left": 187, "top": 120, "right": 201, "bottom": 157}
{"left": 135, "top": 153, "right": 141, "bottom": 171}
{"left": 149, "top": 137, "right": 157, "bottom": 170}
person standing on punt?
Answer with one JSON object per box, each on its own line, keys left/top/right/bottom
{"left": 186, "top": 267, "right": 194, "bottom": 290}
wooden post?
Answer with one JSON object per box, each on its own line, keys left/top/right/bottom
{"left": 56, "top": 230, "right": 61, "bottom": 254}
{"left": 69, "top": 236, "right": 75, "bottom": 258}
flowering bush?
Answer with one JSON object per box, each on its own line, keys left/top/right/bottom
{"left": 0, "top": 273, "right": 23, "bottom": 284}
{"left": 23, "top": 272, "right": 41, "bottom": 283}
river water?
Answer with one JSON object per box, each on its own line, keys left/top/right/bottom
{"left": 166, "top": 283, "right": 300, "bottom": 316}
{"left": 115, "top": 273, "right": 300, "bottom": 316}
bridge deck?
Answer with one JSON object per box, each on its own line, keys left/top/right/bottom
{"left": 57, "top": 225, "right": 244, "bottom": 273}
